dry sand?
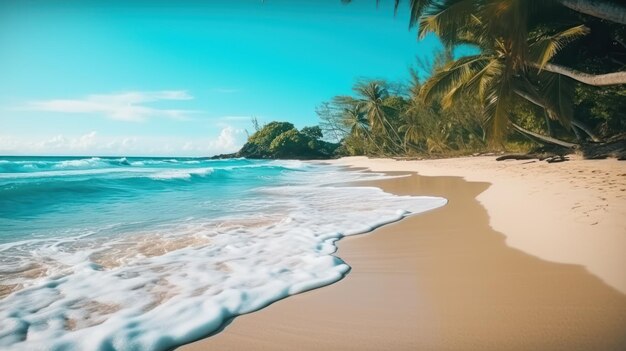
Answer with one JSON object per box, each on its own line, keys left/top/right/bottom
{"left": 335, "top": 155, "right": 626, "bottom": 294}
{"left": 180, "top": 155, "right": 626, "bottom": 351}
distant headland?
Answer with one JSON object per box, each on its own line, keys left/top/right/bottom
{"left": 212, "top": 122, "right": 340, "bottom": 160}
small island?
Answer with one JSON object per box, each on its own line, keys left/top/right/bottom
{"left": 213, "top": 122, "right": 340, "bottom": 160}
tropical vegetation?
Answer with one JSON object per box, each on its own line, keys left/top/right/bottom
{"left": 233, "top": 0, "right": 624, "bottom": 159}
{"left": 235, "top": 122, "right": 340, "bottom": 159}
{"left": 319, "top": 0, "right": 626, "bottom": 158}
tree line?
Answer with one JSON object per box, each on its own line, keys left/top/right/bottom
{"left": 317, "top": 0, "right": 625, "bottom": 157}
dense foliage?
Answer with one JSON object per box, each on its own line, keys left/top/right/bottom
{"left": 322, "top": 0, "right": 626, "bottom": 158}
{"left": 237, "top": 122, "right": 340, "bottom": 159}
{"left": 232, "top": 1, "right": 624, "bottom": 160}
{"left": 319, "top": 79, "right": 491, "bottom": 157}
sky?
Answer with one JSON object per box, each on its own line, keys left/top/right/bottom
{"left": 0, "top": 0, "right": 447, "bottom": 157}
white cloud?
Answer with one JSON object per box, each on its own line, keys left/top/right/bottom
{"left": 0, "top": 127, "right": 247, "bottom": 157}
{"left": 24, "top": 90, "right": 196, "bottom": 122}
{"left": 178, "top": 126, "right": 246, "bottom": 155}
{"left": 36, "top": 131, "right": 97, "bottom": 151}
{"left": 209, "top": 126, "right": 247, "bottom": 153}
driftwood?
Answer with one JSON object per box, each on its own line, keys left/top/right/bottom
{"left": 499, "top": 133, "right": 626, "bottom": 162}
{"left": 496, "top": 153, "right": 570, "bottom": 163}
{"left": 580, "top": 137, "right": 626, "bottom": 160}
{"left": 496, "top": 154, "right": 536, "bottom": 161}
{"left": 545, "top": 155, "right": 569, "bottom": 163}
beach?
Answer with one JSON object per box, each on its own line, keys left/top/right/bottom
{"left": 5, "top": 0, "right": 626, "bottom": 349}
{"left": 180, "top": 155, "right": 626, "bottom": 350}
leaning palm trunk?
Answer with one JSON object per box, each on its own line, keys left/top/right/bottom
{"left": 359, "top": 129, "right": 387, "bottom": 155}
{"left": 571, "top": 120, "right": 602, "bottom": 142}
{"left": 381, "top": 118, "right": 405, "bottom": 153}
{"left": 512, "top": 88, "right": 601, "bottom": 141}
{"left": 511, "top": 123, "right": 578, "bottom": 149}
{"left": 351, "top": 0, "right": 626, "bottom": 24}
{"left": 559, "top": 0, "right": 626, "bottom": 24}
{"left": 370, "top": 113, "right": 405, "bottom": 154}
{"left": 535, "top": 63, "right": 626, "bottom": 86}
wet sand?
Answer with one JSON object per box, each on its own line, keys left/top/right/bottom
{"left": 180, "top": 157, "right": 626, "bottom": 350}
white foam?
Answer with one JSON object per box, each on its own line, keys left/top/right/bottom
{"left": 0, "top": 167, "right": 215, "bottom": 181}
{"left": 270, "top": 159, "right": 308, "bottom": 170}
{"left": 148, "top": 167, "right": 214, "bottom": 180}
{"left": 0, "top": 165, "right": 447, "bottom": 351}
{"left": 54, "top": 157, "right": 103, "bottom": 169}
{"left": 0, "top": 168, "right": 141, "bottom": 179}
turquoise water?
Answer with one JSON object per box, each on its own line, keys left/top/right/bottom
{"left": 0, "top": 156, "right": 446, "bottom": 351}
{"left": 1, "top": 157, "right": 280, "bottom": 242}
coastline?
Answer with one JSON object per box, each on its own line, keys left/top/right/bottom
{"left": 334, "top": 155, "right": 626, "bottom": 294}
{"left": 180, "top": 155, "right": 626, "bottom": 350}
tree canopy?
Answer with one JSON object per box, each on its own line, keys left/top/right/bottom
{"left": 331, "top": 0, "right": 625, "bottom": 157}
{"left": 236, "top": 122, "right": 340, "bottom": 159}
{"left": 230, "top": 1, "right": 625, "bottom": 160}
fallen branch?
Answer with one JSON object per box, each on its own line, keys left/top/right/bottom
{"left": 496, "top": 153, "right": 570, "bottom": 162}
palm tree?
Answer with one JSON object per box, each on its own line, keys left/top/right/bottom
{"left": 417, "top": 15, "right": 598, "bottom": 142}
{"left": 553, "top": 0, "right": 626, "bottom": 24}
{"left": 341, "top": 100, "right": 370, "bottom": 140}
{"left": 353, "top": 81, "right": 390, "bottom": 132}
{"left": 352, "top": 80, "right": 405, "bottom": 152}
{"left": 413, "top": 0, "right": 626, "bottom": 85}
{"left": 365, "top": 0, "right": 626, "bottom": 26}
{"left": 343, "top": 0, "right": 626, "bottom": 84}
{"left": 329, "top": 95, "right": 388, "bottom": 154}
{"left": 399, "top": 98, "right": 428, "bottom": 151}
{"left": 337, "top": 0, "right": 623, "bottom": 146}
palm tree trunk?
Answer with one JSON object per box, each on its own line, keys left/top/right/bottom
{"left": 537, "top": 63, "right": 626, "bottom": 86}
{"left": 543, "top": 110, "right": 553, "bottom": 137}
{"left": 382, "top": 119, "right": 405, "bottom": 153}
{"left": 572, "top": 124, "right": 584, "bottom": 142}
{"left": 559, "top": 0, "right": 626, "bottom": 25}
{"left": 511, "top": 123, "right": 578, "bottom": 148}
{"left": 513, "top": 88, "right": 601, "bottom": 141}
{"left": 363, "top": 130, "right": 387, "bottom": 156}
{"left": 571, "top": 119, "right": 601, "bottom": 142}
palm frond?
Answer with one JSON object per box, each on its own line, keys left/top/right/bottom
{"left": 483, "top": 68, "right": 514, "bottom": 143}
{"left": 407, "top": 0, "right": 439, "bottom": 27}
{"left": 353, "top": 80, "right": 388, "bottom": 102}
{"left": 332, "top": 95, "right": 360, "bottom": 108}
{"left": 418, "top": 0, "right": 479, "bottom": 45}
{"left": 528, "top": 25, "right": 590, "bottom": 69}
{"left": 419, "top": 54, "right": 489, "bottom": 104}
{"left": 443, "top": 56, "right": 503, "bottom": 106}
{"left": 536, "top": 70, "right": 576, "bottom": 129}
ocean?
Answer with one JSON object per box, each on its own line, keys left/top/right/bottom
{"left": 0, "top": 156, "right": 446, "bottom": 350}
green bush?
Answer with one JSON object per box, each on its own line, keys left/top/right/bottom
{"left": 237, "top": 122, "right": 339, "bottom": 159}
{"left": 269, "top": 129, "right": 309, "bottom": 158}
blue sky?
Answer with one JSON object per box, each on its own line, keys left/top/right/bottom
{"left": 0, "top": 0, "right": 446, "bottom": 156}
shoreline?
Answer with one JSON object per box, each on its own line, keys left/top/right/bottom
{"left": 180, "top": 156, "right": 626, "bottom": 350}
{"left": 334, "top": 155, "right": 626, "bottom": 294}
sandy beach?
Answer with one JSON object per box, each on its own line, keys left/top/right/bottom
{"left": 180, "top": 155, "right": 626, "bottom": 350}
